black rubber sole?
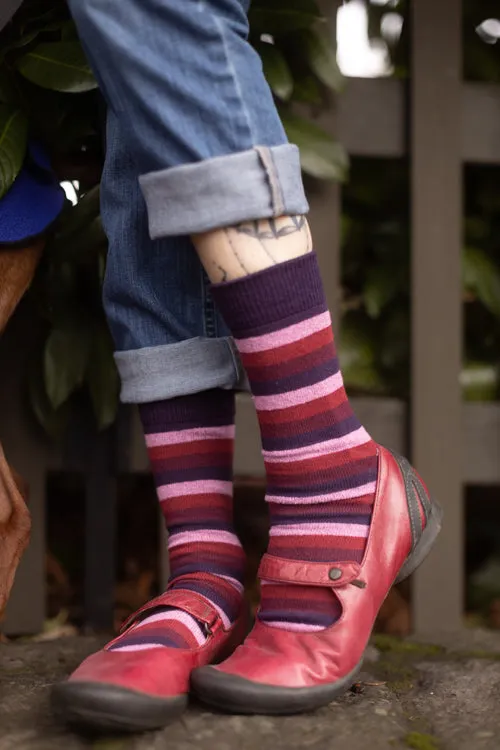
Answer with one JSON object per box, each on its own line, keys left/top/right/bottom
{"left": 192, "top": 500, "right": 444, "bottom": 716}
{"left": 191, "top": 662, "right": 363, "bottom": 715}
{"left": 51, "top": 681, "right": 187, "bottom": 732}
{"left": 395, "top": 500, "right": 444, "bottom": 584}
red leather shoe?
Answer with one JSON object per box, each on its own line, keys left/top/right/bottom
{"left": 52, "top": 583, "right": 247, "bottom": 731}
{"left": 192, "top": 448, "right": 443, "bottom": 715}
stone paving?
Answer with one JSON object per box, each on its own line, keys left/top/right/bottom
{"left": 2, "top": 630, "right": 500, "bottom": 750}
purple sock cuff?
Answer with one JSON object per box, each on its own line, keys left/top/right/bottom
{"left": 211, "top": 252, "right": 327, "bottom": 337}
{"left": 139, "top": 389, "right": 235, "bottom": 432}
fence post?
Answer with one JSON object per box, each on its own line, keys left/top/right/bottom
{"left": 410, "top": 0, "right": 464, "bottom": 632}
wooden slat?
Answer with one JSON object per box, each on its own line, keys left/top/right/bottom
{"left": 336, "top": 78, "right": 406, "bottom": 157}
{"left": 462, "top": 83, "right": 500, "bottom": 164}
{"left": 410, "top": 0, "right": 463, "bottom": 633}
{"left": 324, "top": 78, "right": 500, "bottom": 164}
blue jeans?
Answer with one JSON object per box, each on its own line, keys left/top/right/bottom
{"left": 68, "top": 0, "right": 309, "bottom": 403}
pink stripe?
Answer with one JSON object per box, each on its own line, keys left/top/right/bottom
{"left": 138, "top": 610, "right": 206, "bottom": 646}
{"left": 168, "top": 530, "right": 242, "bottom": 549}
{"left": 159, "top": 479, "right": 232, "bottom": 500}
{"left": 212, "top": 601, "right": 231, "bottom": 630}
{"left": 254, "top": 373, "right": 343, "bottom": 411}
{"left": 235, "top": 311, "right": 331, "bottom": 353}
{"left": 220, "top": 575, "right": 245, "bottom": 593}
{"left": 266, "top": 481, "right": 377, "bottom": 504}
{"left": 263, "top": 427, "right": 372, "bottom": 463}
{"left": 111, "top": 644, "right": 165, "bottom": 653}
{"left": 261, "top": 621, "right": 326, "bottom": 633}
{"left": 270, "top": 522, "right": 369, "bottom": 537}
{"left": 146, "top": 425, "right": 234, "bottom": 448}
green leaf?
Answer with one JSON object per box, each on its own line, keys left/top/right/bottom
{"left": 290, "top": 72, "right": 323, "bottom": 105}
{"left": 295, "top": 28, "right": 344, "bottom": 93}
{"left": 363, "top": 265, "right": 402, "bottom": 319}
{"left": 461, "top": 361, "right": 499, "bottom": 402}
{"left": 16, "top": 41, "right": 97, "bottom": 93}
{"left": 50, "top": 215, "right": 107, "bottom": 264}
{"left": 338, "top": 315, "right": 384, "bottom": 394}
{"left": 29, "top": 365, "right": 70, "bottom": 440}
{"left": 258, "top": 42, "right": 293, "bottom": 100}
{"left": 463, "top": 247, "right": 500, "bottom": 318}
{"left": 0, "top": 67, "right": 14, "bottom": 103}
{"left": 280, "top": 111, "right": 349, "bottom": 181}
{"left": 44, "top": 322, "right": 92, "bottom": 409}
{"left": 249, "top": 6, "right": 320, "bottom": 35}
{"left": 48, "top": 186, "right": 101, "bottom": 253}
{"left": 0, "top": 104, "right": 28, "bottom": 198}
{"left": 87, "top": 327, "right": 120, "bottom": 430}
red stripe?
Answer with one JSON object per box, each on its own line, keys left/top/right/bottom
{"left": 245, "top": 341, "right": 336, "bottom": 383}
{"left": 240, "top": 327, "right": 333, "bottom": 368}
{"left": 149, "top": 439, "right": 233, "bottom": 460}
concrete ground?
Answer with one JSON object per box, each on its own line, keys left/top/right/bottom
{"left": 2, "top": 630, "right": 500, "bottom": 750}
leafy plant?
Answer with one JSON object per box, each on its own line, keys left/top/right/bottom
{"left": 337, "top": 1, "right": 500, "bottom": 401}
{"left": 339, "top": 158, "right": 500, "bottom": 402}
{"left": 0, "top": 0, "right": 346, "bottom": 436}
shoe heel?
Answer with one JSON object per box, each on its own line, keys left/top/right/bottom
{"left": 394, "top": 501, "right": 444, "bottom": 584}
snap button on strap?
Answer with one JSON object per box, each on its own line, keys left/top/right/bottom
{"left": 328, "top": 568, "right": 343, "bottom": 581}
{"left": 258, "top": 554, "right": 362, "bottom": 588}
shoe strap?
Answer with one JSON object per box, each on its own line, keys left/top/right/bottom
{"left": 258, "top": 554, "right": 363, "bottom": 588}
{"left": 119, "top": 587, "right": 221, "bottom": 635}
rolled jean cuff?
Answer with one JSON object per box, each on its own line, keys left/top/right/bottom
{"left": 139, "top": 144, "right": 309, "bottom": 238}
{"left": 115, "top": 337, "right": 249, "bottom": 404}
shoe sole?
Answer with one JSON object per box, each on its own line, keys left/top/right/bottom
{"left": 191, "top": 500, "right": 444, "bottom": 715}
{"left": 51, "top": 681, "right": 187, "bottom": 732}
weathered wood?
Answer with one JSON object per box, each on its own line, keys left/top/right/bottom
{"left": 410, "top": 0, "right": 463, "bottom": 633}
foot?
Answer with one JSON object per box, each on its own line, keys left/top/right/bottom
{"left": 52, "top": 580, "right": 247, "bottom": 731}
{"left": 191, "top": 448, "right": 443, "bottom": 715}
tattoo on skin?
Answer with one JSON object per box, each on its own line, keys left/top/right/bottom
{"left": 223, "top": 228, "right": 251, "bottom": 274}
{"left": 216, "top": 264, "right": 228, "bottom": 282}
{"left": 215, "top": 216, "right": 311, "bottom": 281}
{"left": 233, "top": 215, "right": 307, "bottom": 242}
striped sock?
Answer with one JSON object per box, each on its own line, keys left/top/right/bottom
{"left": 108, "top": 390, "right": 245, "bottom": 652}
{"left": 211, "top": 253, "right": 378, "bottom": 632}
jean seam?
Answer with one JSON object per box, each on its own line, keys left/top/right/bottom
{"left": 224, "top": 337, "right": 243, "bottom": 385}
{"left": 201, "top": 269, "right": 218, "bottom": 338}
{"left": 254, "top": 145, "right": 285, "bottom": 216}
{"left": 209, "top": 10, "right": 256, "bottom": 146}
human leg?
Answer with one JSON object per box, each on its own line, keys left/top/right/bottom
{"left": 52, "top": 113, "right": 247, "bottom": 731}
{"left": 66, "top": 0, "right": 442, "bottom": 716}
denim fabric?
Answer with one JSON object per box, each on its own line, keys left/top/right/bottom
{"left": 68, "top": 0, "right": 287, "bottom": 171}
{"left": 140, "top": 145, "right": 307, "bottom": 238}
{"left": 68, "top": 0, "right": 309, "bottom": 234}
{"left": 102, "top": 113, "right": 247, "bottom": 402}
{"left": 67, "top": 0, "right": 309, "bottom": 401}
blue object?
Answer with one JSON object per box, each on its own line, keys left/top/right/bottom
{"left": 0, "top": 141, "right": 65, "bottom": 245}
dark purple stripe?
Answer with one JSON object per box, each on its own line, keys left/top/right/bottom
{"left": 267, "top": 468, "right": 378, "bottom": 498}
{"left": 109, "top": 633, "right": 185, "bottom": 650}
{"left": 251, "top": 357, "right": 339, "bottom": 396}
{"left": 261, "top": 414, "right": 360, "bottom": 451}
{"left": 259, "top": 400, "right": 353, "bottom": 438}
{"left": 140, "top": 389, "right": 234, "bottom": 433}
{"left": 171, "top": 560, "right": 243, "bottom": 580}
{"left": 169, "top": 521, "right": 235, "bottom": 534}
{"left": 169, "top": 579, "right": 240, "bottom": 620}
{"left": 258, "top": 609, "right": 339, "bottom": 628}
{"left": 269, "top": 513, "right": 372, "bottom": 526}
{"left": 245, "top": 343, "right": 335, "bottom": 384}
{"left": 155, "top": 465, "right": 232, "bottom": 484}
{"left": 266, "top": 547, "right": 365, "bottom": 563}
{"left": 211, "top": 252, "right": 327, "bottom": 337}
